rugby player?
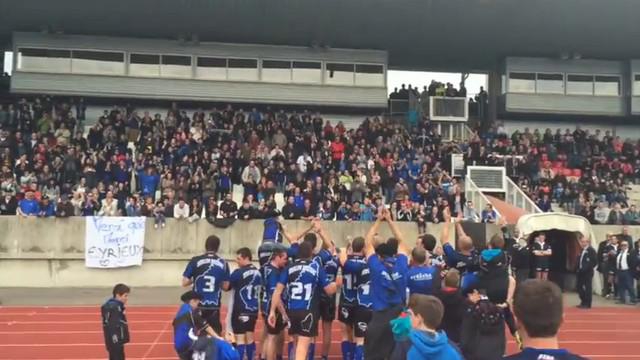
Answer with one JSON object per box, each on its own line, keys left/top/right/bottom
{"left": 262, "top": 246, "right": 289, "bottom": 360}
{"left": 268, "top": 241, "right": 337, "bottom": 360}
{"left": 407, "top": 247, "right": 441, "bottom": 296}
{"left": 172, "top": 290, "right": 218, "bottom": 360}
{"left": 182, "top": 235, "right": 230, "bottom": 334}
{"left": 228, "top": 248, "right": 262, "bottom": 360}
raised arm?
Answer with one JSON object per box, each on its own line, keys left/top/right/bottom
{"left": 440, "top": 208, "right": 452, "bottom": 246}
{"left": 383, "top": 210, "right": 408, "bottom": 256}
{"left": 338, "top": 237, "right": 352, "bottom": 266}
{"left": 280, "top": 219, "right": 314, "bottom": 245}
{"left": 364, "top": 217, "right": 383, "bottom": 258}
{"left": 314, "top": 219, "right": 335, "bottom": 252}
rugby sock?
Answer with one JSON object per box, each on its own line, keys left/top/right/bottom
{"left": 288, "top": 341, "right": 295, "bottom": 360}
{"left": 341, "top": 341, "right": 350, "bottom": 360}
{"left": 246, "top": 343, "right": 256, "bottom": 360}
{"left": 307, "top": 343, "right": 315, "bottom": 360}
{"left": 353, "top": 345, "right": 364, "bottom": 360}
{"left": 350, "top": 342, "right": 357, "bottom": 360}
{"left": 237, "top": 344, "right": 246, "bottom": 360}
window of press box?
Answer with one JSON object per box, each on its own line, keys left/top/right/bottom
{"left": 228, "top": 58, "right": 258, "bottom": 81}
{"left": 566, "top": 74, "right": 594, "bottom": 95}
{"left": 71, "top": 50, "right": 124, "bottom": 75}
{"left": 129, "top": 53, "right": 160, "bottom": 77}
{"left": 17, "top": 48, "right": 71, "bottom": 73}
{"left": 160, "top": 55, "right": 192, "bottom": 78}
{"left": 355, "top": 64, "right": 384, "bottom": 87}
{"left": 594, "top": 75, "right": 620, "bottom": 96}
{"left": 535, "top": 73, "right": 564, "bottom": 94}
{"left": 292, "top": 61, "right": 321, "bottom": 83}
{"left": 196, "top": 57, "right": 227, "bottom": 80}
{"left": 508, "top": 72, "right": 536, "bottom": 93}
{"left": 261, "top": 60, "right": 292, "bottom": 83}
{"left": 325, "top": 63, "right": 355, "bottom": 85}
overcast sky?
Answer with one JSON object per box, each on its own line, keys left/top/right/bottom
{"left": 4, "top": 52, "right": 489, "bottom": 96}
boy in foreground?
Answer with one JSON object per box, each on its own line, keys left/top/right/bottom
{"left": 503, "top": 280, "right": 588, "bottom": 359}
{"left": 101, "top": 284, "right": 131, "bottom": 360}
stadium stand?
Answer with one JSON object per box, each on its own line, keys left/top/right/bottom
{"left": 0, "top": 94, "right": 633, "bottom": 227}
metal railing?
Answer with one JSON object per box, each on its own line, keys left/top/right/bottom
{"left": 465, "top": 177, "right": 502, "bottom": 220}
{"left": 505, "top": 176, "right": 543, "bottom": 214}
{"left": 429, "top": 96, "right": 468, "bottom": 121}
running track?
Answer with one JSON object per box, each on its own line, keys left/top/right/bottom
{"left": 0, "top": 306, "right": 638, "bottom": 360}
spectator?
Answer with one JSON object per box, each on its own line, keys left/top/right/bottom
{"left": 0, "top": 193, "right": 17, "bottom": 215}
{"left": 219, "top": 194, "right": 238, "bottom": 219}
{"left": 174, "top": 198, "right": 189, "bottom": 220}
{"left": 237, "top": 200, "right": 253, "bottom": 221}
{"left": 301, "top": 199, "right": 315, "bottom": 220}
{"left": 153, "top": 201, "right": 166, "bottom": 229}
{"left": 607, "top": 203, "right": 624, "bottom": 225}
{"left": 99, "top": 191, "right": 119, "bottom": 216}
{"left": 537, "top": 194, "right": 552, "bottom": 212}
{"left": 624, "top": 206, "right": 640, "bottom": 225}
{"left": 435, "top": 269, "right": 465, "bottom": 344}
{"left": 138, "top": 166, "right": 160, "bottom": 200}
{"left": 281, "top": 196, "right": 300, "bottom": 220}
{"left": 39, "top": 195, "right": 56, "bottom": 217}
{"left": 463, "top": 201, "right": 480, "bottom": 223}
{"left": 481, "top": 204, "right": 497, "bottom": 224}
{"left": 125, "top": 196, "right": 141, "bottom": 217}
{"left": 241, "top": 160, "right": 261, "bottom": 198}
{"left": 594, "top": 201, "right": 610, "bottom": 224}
{"left": 205, "top": 196, "right": 219, "bottom": 222}
{"left": 80, "top": 192, "right": 100, "bottom": 216}
{"left": 55, "top": 194, "right": 74, "bottom": 218}
{"left": 504, "top": 280, "right": 587, "bottom": 359}
{"left": 188, "top": 198, "right": 202, "bottom": 223}
{"left": 615, "top": 240, "right": 637, "bottom": 305}
{"left": 17, "top": 190, "right": 40, "bottom": 217}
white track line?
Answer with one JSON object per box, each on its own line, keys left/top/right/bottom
{"left": 0, "top": 342, "right": 174, "bottom": 347}
{"left": 140, "top": 320, "right": 172, "bottom": 360}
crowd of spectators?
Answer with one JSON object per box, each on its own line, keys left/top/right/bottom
{"left": 468, "top": 122, "right": 637, "bottom": 224}
{"left": 0, "top": 94, "right": 636, "bottom": 229}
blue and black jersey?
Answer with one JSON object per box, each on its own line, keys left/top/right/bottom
{"left": 340, "top": 255, "right": 366, "bottom": 306}
{"left": 229, "top": 264, "right": 262, "bottom": 315}
{"left": 407, "top": 265, "right": 440, "bottom": 296}
{"left": 443, "top": 243, "right": 480, "bottom": 290}
{"left": 356, "top": 262, "right": 372, "bottom": 309}
{"left": 279, "top": 258, "right": 331, "bottom": 311}
{"left": 367, "top": 254, "right": 409, "bottom": 311}
{"left": 262, "top": 263, "right": 285, "bottom": 314}
{"left": 183, "top": 253, "right": 230, "bottom": 309}
{"left": 315, "top": 249, "right": 339, "bottom": 301}
{"left": 172, "top": 303, "right": 209, "bottom": 353}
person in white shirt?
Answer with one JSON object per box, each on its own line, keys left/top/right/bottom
{"left": 173, "top": 199, "right": 190, "bottom": 220}
{"left": 99, "top": 191, "right": 119, "bottom": 217}
{"left": 615, "top": 241, "right": 637, "bottom": 305}
{"left": 296, "top": 152, "right": 312, "bottom": 174}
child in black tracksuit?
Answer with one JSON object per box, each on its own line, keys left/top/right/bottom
{"left": 460, "top": 291, "right": 506, "bottom": 360}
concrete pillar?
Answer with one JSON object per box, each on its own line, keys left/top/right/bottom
{"left": 487, "top": 67, "right": 501, "bottom": 123}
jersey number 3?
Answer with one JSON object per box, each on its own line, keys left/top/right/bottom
{"left": 202, "top": 275, "right": 216, "bottom": 293}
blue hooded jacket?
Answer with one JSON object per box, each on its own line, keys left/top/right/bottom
{"left": 407, "top": 330, "right": 463, "bottom": 360}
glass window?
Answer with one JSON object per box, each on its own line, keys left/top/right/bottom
{"left": 536, "top": 73, "right": 564, "bottom": 94}
{"left": 292, "top": 61, "right": 321, "bottom": 84}
{"left": 508, "top": 72, "right": 535, "bottom": 93}
{"left": 228, "top": 58, "right": 258, "bottom": 81}
{"left": 129, "top": 54, "right": 160, "bottom": 77}
{"left": 196, "top": 57, "right": 227, "bottom": 80}
{"left": 355, "top": 64, "right": 384, "bottom": 87}
{"left": 566, "top": 74, "right": 594, "bottom": 95}
{"left": 160, "top": 55, "right": 192, "bottom": 78}
{"left": 17, "top": 48, "right": 71, "bottom": 73}
{"left": 594, "top": 75, "right": 620, "bottom": 96}
{"left": 261, "top": 60, "right": 291, "bottom": 83}
{"left": 634, "top": 74, "right": 640, "bottom": 96}
{"left": 71, "top": 50, "right": 124, "bottom": 75}
{"left": 325, "top": 63, "right": 354, "bottom": 85}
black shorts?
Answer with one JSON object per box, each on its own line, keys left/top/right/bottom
{"left": 535, "top": 260, "right": 550, "bottom": 272}
{"left": 266, "top": 312, "right": 287, "bottom": 335}
{"left": 231, "top": 311, "right": 258, "bottom": 335}
{"left": 338, "top": 303, "right": 357, "bottom": 325}
{"left": 353, "top": 306, "right": 372, "bottom": 338}
{"left": 200, "top": 308, "right": 222, "bottom": 334}
{"left": 319, "top": 295, "right": 336, "bottom": 321}
{"left": 288, "top": 310, "right": 318, "bottom": 338}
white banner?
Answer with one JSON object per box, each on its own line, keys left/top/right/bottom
{"left": 85, "top": 217, "right": 146, "bottom": 268}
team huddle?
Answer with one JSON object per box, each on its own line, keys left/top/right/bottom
{"left": 101, "top": 207, "right": 587, "bottom": 360}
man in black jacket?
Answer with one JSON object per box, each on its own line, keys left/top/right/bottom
{"left": 101, "top": 284, "right": 131, "bottom": 360}
{"left": 576, "top": 236, "right": 597, "bottom": 309}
